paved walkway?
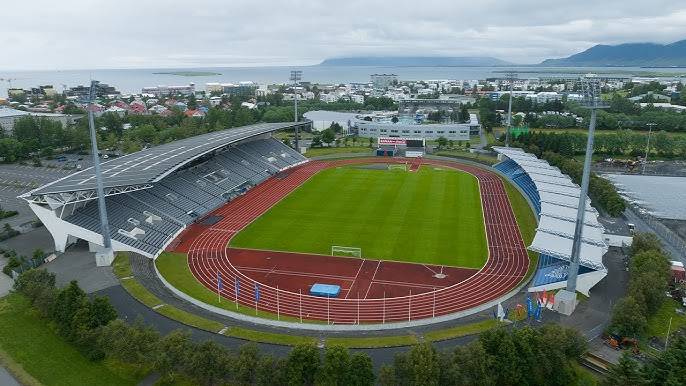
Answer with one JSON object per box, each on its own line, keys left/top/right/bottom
{"left": 0, "top": 257, "right": 14, "bottom": 297}
{"left": 0, "top": 366, "right": 20, "bottom": 386}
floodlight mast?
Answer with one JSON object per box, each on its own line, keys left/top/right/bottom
{"left": 290, "top": 70, "right": 302, "bottom": 152}
{"left": 505, "top": 71, "right": 517, "bottom": 147}
{"left": 88, "top": 80, "right": 114, "bottom": 263}
{"left": 566, "top": 74, "right": 608, "bottom": 294}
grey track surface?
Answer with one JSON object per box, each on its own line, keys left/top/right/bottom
{"left": 0, "top": 366, "right": 20, "bottom": 386}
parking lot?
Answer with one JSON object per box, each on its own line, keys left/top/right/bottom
{"left": 0, "top": 164, "right": 74, "bottom": 229}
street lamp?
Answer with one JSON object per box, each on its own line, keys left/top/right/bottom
{"left": 289, "top": 70, "right": 302, "bottom": 152}
{"left": 643, "top": 123, "right": 656, "bottom": 174}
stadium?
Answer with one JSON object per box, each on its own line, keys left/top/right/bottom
{"left": 22, "top": 122, "right": 607, "bottom": 329}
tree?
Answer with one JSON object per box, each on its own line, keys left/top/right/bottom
{"left": 285, "top": 343, "right": 320, "bottom": 386}
{"left": 329, "top": 122, "right": 343, "bottom": 134}
{"left": 255, "top": 355, "right": 288, "bottom": 386}
{"left": 377, "top": 365, "right": 395, "bottom": 386}
{"left": 609, "top": 296, "right": 648, "bottom": 338}
{"left": 316, "top": 345, "right": 351, "bottom": 386}
{"left": 391, "top": 116, "right": 399, "bottom": 123}
{"left": 186, "top": 340, "right": 231, "bottom": 386}
{"left": 13, "top": 269, "right": 55, "bottom": 303}
{"left": 52, "top": 280, "right": 87, "bottom": 338}
{"left": 321, "top": 129, "right": 335, "bottom": 147}
{"left": 643, "top": 334, "right": 686, "bottom": 385}
{"left": 393, "top": 343, "right": 441, "bottom": 386}
{"left": 235, "top": 343, "right": 260, "bottom": 386}
{"left": 603, "top": 353, "right": 646, "bottom": 386}
{"left": 631, "top": 233, "right": 662, "bottom": 255}
{"left": 155, "top": 330, "right": 193, "bottom": 383}
{"left": 348, "top": 353, "right": 374, "bottom": 386}
{"left": 311, "top": 135, "right": 322, "bottom": 148}
{"left": 436, "top": 136, "right": 448, "bottom": 149}
{"left": 99, "top": 319, "right": 160, "bottom": 366}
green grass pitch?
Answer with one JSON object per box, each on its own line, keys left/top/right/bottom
{"left": 230, "top": 165, "right": 488, "bottom": 268}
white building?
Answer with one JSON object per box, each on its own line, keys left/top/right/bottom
{"left": 371, "top": 74, "right": 398, "bottom": 90}
{"left": 356, "top": 121, "right": 471, "bottom": 141}
{"left": 142, "top": 84, "right": 195, "bottom": 97}
{"left": 0, "top": 107, "right": 78, "bottom": 134}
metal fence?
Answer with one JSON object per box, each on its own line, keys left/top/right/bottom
{"left": 627, "top": 205, "right": 686, "bottom": 259}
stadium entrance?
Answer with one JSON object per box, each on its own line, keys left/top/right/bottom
{"left": 376, "top": 137, "right": 425, "bottom": 158}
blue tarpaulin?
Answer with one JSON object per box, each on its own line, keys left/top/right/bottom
{"left": 310, "top": 283, "right": 341, "bottom": 297}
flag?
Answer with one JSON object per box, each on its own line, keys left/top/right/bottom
{"left": 526, "top": 295, "right": 533, "bottom": 317}
{"left": 549, "top": 291, "right": 555, "bottom": 305}
{"left": 235, "top": 277, "right": 240, "bottom": 297}
{"left": 497, "top": 303, "right": 505, "bottom": 321}
{"left": 542, "top": 290, "right": 548, "bottom": 306}
{"left": 217, "top": 271, "right": 223, "bottom": 291}
{"left": 535, "top": 302, "right": 543, "bottom": 320}
{"left": 254, "top": 283, "right": 260, "bottom": 302}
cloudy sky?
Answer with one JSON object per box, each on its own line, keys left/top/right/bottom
{"left": 2, "top": 0, "right": 686, "bottom": 70}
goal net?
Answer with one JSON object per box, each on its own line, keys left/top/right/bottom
{"left": 331, "top": 245, "right": 362, "bottom": 258}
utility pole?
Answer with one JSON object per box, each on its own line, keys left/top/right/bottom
{"left": 505, "top": 71, "right": 517, "bottom": 147}
{"left": 289, "top": 70, "right": 302, "bottom": 153}
{"left": 88, "top": 80, "right": 114, "bottom": 265}
{"left": 643, "top": 122, "right": 656, "bottom": 175}
{"left": 562, "top": 74, "right": 608, "bottom": 308}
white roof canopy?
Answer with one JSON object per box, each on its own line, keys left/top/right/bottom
{"left": 493, "top": 146, "right": 607, "bottom": 271}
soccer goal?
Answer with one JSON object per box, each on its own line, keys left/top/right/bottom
{"left": 388, "top": 164, "right": 407, "bottom": 171}
{"left": 331, "top": 245, "right": 362, "bottom": 258}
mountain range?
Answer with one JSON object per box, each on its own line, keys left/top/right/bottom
{"left": 540, "top": 39, "right": 686, "bottom": 67}
{"left": 319, "top": 39, "right": 686, "bottom": 67}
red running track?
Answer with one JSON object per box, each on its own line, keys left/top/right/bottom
{"left": 172, "top": 158, "right": 529, "bottom": 324}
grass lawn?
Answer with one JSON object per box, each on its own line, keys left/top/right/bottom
{"left": 433, "top": 149, "right": 498, "bottom": 165}
{"left": 0, "top": 294, "right": 142, "bottom": 386}
{"left": 231, "top": 165, "right": 488, "bottom": 268}
{"left": 646, "top": 299, "right": 686, "bottom": 340}
{"left": 304, "top": 146, "right": 373, "bottom": 158}
{"left": 325, "top": 334, "right": 418, "bottom": 348}
{"left": 424, "top": 319, "right": 501, "bottom": 342}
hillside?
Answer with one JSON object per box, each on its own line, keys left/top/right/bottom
{"left": 541, "top": 39, "right": 686, "bottom": 67}
{"left": 319, "top": 56, "right": 512, "bottom": 67}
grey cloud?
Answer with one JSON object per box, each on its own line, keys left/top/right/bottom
{"left": 0, "top": 0, "right": 685, "bottom": 70}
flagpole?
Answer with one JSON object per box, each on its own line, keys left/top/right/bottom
{"left": 408, "top": 290, "right": 411, "bottom": 322}
{"left": 357, "top": 291, "right": 360, "bottom": 325}
{"left": 299, "top": 289, "right": 302, "bottom": 323}
{"left": 234, "top": 277, "right": 238, "bottom": 310}
{"left": 277, "top": 286, "right": 280, "bottom": 321}
{"left": 432, "top": 288, "right": 436, "bottom": 318}
{"left": 217, "top": 272, "right": 221, "bottom": 303}
{"left": 383, "top": 291, "right": 385, "bottom": 324}
{"left": 327, "top": 296, "right": 330, "bottom": 325}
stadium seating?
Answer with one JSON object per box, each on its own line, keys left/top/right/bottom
{"left": 494, "top": 160, "right": 541, "bottom": 215}
{"left": 63, "top": 138, "right": 306, "bottom": 256}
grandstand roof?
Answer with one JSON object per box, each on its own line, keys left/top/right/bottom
{"left": 31, "top": 122, "right": 305, "bottom": 195}
{"left": 493, "top": 146, "right": 608, "bottom": 271}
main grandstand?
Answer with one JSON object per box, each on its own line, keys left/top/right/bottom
{"left": 493, "top": 147, "right": 608, "bottom": 296}
{"left": 22, "top": 122, "right": 309, "bottom": 264}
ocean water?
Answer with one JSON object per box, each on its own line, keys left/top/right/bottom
{"left": 2, "top": 66, "right": 685, "bottom": 96}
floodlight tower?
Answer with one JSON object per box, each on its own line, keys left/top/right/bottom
{"left": 87, "top": 80, "right": 114, "bottom": 265}
{"left": 561, "top": 74, "right": 608, "bottom": 310}
{"left": 290, "top": 70, "right": 302, "bottom": 152}
{"left": 505, "top": 71, "right": 517, "bottom": 147}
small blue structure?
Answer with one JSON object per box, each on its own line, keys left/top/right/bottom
{"left": 310, "top": 283, "right": 341, "bottom": 298}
